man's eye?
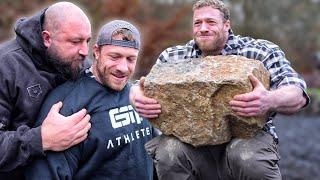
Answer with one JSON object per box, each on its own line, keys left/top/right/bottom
{"left": 194, "top": 22, "right": 201, "bottom": 26}
{"left": 109, "top": 55, "right": 120, "bottom": 60}
{"left": 71, "top": 40, "right": 81, "bottom": 44}
{"left": 128, "top": 57, "right": 137, "bottom": 63}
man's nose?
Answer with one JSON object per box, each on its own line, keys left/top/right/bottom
{"left": 200, "top": 22, "right": 209, "bottom": 32}
{"left": 79, "top": 41, "right": 89, "bottom": 56}
{"left": 116, "top": 58, "right": 129, "bottom": 72}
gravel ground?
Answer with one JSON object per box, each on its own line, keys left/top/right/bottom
{"left": 274, "top": 114, "right": 320, "bottom": 180}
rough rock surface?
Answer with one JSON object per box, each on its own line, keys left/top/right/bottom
{"left": 144, "top": 55, "right": 270, "bottom": 146}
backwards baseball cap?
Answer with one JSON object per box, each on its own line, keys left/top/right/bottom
{"left": 96, "top": 20, "right": 140, "bottom": 50}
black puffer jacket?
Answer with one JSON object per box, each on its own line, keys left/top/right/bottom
{"left": 0, "top": 9, "right": 67, "bottom": 179}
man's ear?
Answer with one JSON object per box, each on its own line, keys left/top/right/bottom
{"left": 224, "top": 20, "right": 231, "bottom": 32}
{"left": 93, "top": 44, "right": 100, "bottom": 60}
{"left": 42, "top": 30, "right": 51, "bottom": 48}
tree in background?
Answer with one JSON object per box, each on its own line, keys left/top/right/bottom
{"left": 236, "top": 0, "right": 320, "bottom": 74}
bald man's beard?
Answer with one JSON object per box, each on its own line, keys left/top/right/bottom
{"left": 46, "top": 46, "right": 85, "bottom": 80}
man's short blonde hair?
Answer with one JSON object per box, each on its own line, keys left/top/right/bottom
{"left": 193, "top": 0, "right": 230, "bottom": 22}
{"left": 111, "top": 29, "right": 135, "bottom": 42}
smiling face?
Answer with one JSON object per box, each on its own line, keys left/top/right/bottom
{"left": 193, "top": 6, "right": 230, "bottom": 56}
{"left": 93, "top": 45, "right": 138, "bottom": 91}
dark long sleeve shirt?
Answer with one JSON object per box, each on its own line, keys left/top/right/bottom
{"left": 25, "top": 71, "right": 154, "bottom": 180}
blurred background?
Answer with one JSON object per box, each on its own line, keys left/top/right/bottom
{"left": 1, "top": 0, "right": 319, "bottom": 179}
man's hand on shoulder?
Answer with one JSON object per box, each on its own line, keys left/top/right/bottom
{"left": 130, "top": 77, "right": 161, "bottom": 119}
{"left": 41, "top": 102, "right": 91, "bottom": 151}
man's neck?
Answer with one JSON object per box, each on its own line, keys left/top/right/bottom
{"left": 91, "top": 65, "right": 103, "bottom": 84}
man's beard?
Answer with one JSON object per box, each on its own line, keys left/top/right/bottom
{"left": 95, "top": 63, "right": 129, "bottom": 91}
{"left": 194, "top": 32, "right": 226, "bottom": 56}
{"left": 46, "top": 47, "right": 84, "bottom": 80}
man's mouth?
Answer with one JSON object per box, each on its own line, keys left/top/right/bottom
{"left": 112, "top": 73, "right": 127, "bottom": 81}
{"left": 197, "top": 35, "right": 213, "bottom": 39}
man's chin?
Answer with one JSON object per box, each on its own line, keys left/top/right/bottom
{"left": 109, "top": 84, "right": 126, "bottom": 91}
{"left": 199, "top": 45, "right": 215, "bottom": 53}
{"left": 103, "top": 80, "right": 126, "bottom": 91}
{"left": 196, "top": 40, "right": 213, "bottom": 48}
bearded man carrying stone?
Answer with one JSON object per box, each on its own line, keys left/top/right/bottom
{"left": 130, "top": 0, "right": 309, "bottom": 180}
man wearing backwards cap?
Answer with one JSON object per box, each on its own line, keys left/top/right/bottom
{"left": 25, "top": 20, "right": 155, "bottom": 180}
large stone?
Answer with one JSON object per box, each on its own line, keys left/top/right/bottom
{"left": 144, "top": 55, "right": 270, "bottom": 146}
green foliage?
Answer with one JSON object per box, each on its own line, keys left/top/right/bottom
{"left": 308, "top": 88, "right": 320, "bottom": 97}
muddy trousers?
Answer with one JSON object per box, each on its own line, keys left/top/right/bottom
{"left": 145, "top": 130, "right": 281, "bottom": 180}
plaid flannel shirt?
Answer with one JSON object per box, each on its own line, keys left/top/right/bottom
{"left": 156, "top": 30, "right": 309, "bottom": 143}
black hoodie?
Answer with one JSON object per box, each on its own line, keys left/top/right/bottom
{"left": 0, "top": 9, "right": 67, "bottom": 179}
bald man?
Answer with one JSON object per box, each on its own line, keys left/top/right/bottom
{"left": 0, "top": 2, "right": 91, "bottom": 178}
{"left": 26, "top": 19, "right": 155, "bottom": 180}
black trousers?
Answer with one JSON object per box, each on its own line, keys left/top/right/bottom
{"left": 145, "top": 130, "right": 281, "bottom": 180}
